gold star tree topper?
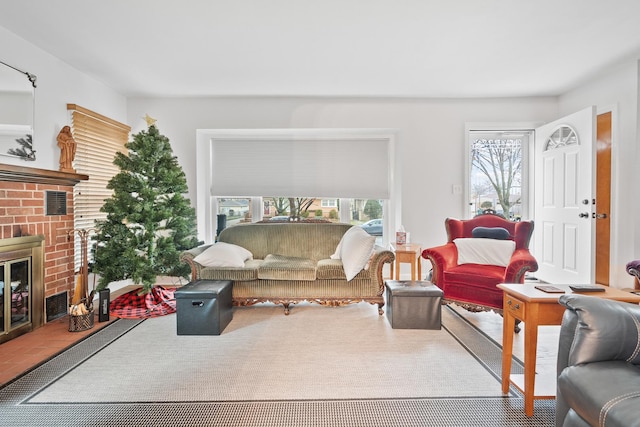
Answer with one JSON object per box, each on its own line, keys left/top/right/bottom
{"left": 144, "top": 114, "right": 157, "bottom": 127}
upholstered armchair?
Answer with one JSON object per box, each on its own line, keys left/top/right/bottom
{"left": 626, "top": 259, "right": 640, "bottom": 289}
{"left": 422, "top": 213, "right": 538, "bottom": 316}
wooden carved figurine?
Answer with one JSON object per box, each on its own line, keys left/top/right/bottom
{"left": 57, "top": 125, "right": 76, "bottom": 173}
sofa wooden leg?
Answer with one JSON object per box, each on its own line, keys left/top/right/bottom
{"left": 283, "top": 303, "right": 290, "bottom": 315}
{"left": 378, "top": 303, "right": 385, "bottom": 315}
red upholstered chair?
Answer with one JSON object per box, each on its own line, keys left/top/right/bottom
{"left": 422, "top": 213, "right": 538, "bottom": 318}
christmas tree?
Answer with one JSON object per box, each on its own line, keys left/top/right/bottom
{"left": 93, "top": 121, "right": 201, "bottom": 293}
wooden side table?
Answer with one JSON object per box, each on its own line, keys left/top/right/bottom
{"left": 390, "top": 243, "right": 422, "bottom": 281}
{"left": 497, "top": 283, "right": 640, "bottom": 417}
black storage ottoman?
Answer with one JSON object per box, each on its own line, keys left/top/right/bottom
{"left": 175, "top": 280, "right": 233, "bottom": 335}
{"left": 385, "top": 280, "right": 443, "bottom": 329}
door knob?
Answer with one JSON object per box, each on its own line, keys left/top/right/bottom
{"left": 578, "top": 212, "right": 590, "bottom": 218}
{"left": 594, "top": 213, "right": 608, "bottom": 219}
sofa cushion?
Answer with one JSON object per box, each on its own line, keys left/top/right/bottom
{"left": 193, "top": 242, "right": 253, "bottom": 267}
{"left": 453, "top": 238, "right": 515, "bottom": 267}
{"left": 317, "top": 259, "right": 372, "bottom": 280}
{"left": 317, "top": 258, "right": 346, "bottom": 279}
{"left": 444, "top": 263, "right": 505, "bottom": 285}
{"left": 218, "top": 222, "right": 352, "bottom": 261}
{"left": 471, "top": 226, "right": 510, "bottom": 240}
{"left": 200, "top": 259, "right": 262, "bottom": 281}
{"left": 332, "top": 226, "right": 376, "bottom": 281}
{"left": 258, "top": 254, "right": 317, "bottom": 281}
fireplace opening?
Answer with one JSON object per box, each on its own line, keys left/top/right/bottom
{"left": 0, "top": 235, "right": 44, "bottom": 344}
{"left": 1, "top": 257, "right": 31, "bottom": 334}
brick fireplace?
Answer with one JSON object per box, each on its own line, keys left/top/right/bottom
{"left": 0, "top": 163, "right": 88, "bottom": 342}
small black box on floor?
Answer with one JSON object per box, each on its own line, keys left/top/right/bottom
{"left": 385, "top": 280, "right": 443, "bottom": 329}
{"left": 175, "top": 280, "right": 233, "bottom": 335}
{"left": 98, "top": 288, "right": 110, "bottom": 322}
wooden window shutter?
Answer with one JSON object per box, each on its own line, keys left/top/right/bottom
{"left": 67, "top": 104, "right": 130, "bottom": 270}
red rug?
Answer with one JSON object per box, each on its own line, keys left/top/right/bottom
{"left": 109, "top": 286, "right": 177, "bottom": 319}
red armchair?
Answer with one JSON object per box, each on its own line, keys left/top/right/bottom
{"left": 422, "top": 213, "right": 538, "bottom": 316}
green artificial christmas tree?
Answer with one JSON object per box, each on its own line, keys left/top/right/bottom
{"left": 93, "top": 121, "right": 201, "bottom": 293}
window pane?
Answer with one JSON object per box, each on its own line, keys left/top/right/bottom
{"left": 263, "top": 197, "right": 340, "bottom": 221}
{"left": 349, "top": 199, "right": 384, "bottom": 245}
{"left": 469, "top": 132, "right": 524, "bottom": 220}
{"left": 216, "top": 198, "right": 252, "bottom": 227}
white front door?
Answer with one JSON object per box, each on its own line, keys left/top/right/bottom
{"left": 533, "top": 107, "right": 596, "bottom": 284}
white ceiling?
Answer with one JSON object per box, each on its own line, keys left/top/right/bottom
{"left": 2, "top": 0, "right": 640, "bottom": 98}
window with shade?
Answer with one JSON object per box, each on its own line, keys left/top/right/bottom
{"left": 197, "top": 129, "right": 396, "bottom": 244}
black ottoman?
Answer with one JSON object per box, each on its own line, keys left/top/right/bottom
{"left": 385, "top": 280, "right": 443, "bottom": 329}
{"left": 175, "top": 280, "right": 233, "bottom": 335}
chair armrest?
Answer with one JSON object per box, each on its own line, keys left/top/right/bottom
{"left": 368, "top": 247, "right": 395, "bottom": 295}
{"left": 421, "top": 243, "right": 458, "bottom": 285}
{"left": 558, "top": 294, "right": 640, "bottom": 366}
{"left": 504, "top": 249, "right": 538, "bottom": 283}
{"left": 626, "top": 259, "right": 640, "bottom": 278}
{"left": 179, "top": 244, "right": 214, "bottom": 280}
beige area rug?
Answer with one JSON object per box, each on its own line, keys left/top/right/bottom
{"left": 29, "top": 303, "right": 505, "bottom": 403}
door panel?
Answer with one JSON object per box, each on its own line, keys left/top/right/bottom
{"left": 534, "top": 107, "right": 595, "bottom": 284}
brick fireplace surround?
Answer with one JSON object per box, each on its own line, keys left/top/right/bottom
{"left": 0, "top": 163, "right": 88, "bottom": 341}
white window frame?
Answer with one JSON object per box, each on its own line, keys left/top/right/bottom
{"left": 464, "top": 122, "right": 538, "bottom": 220}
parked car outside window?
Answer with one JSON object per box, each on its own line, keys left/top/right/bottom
{"left": 360, "top": 219, "right": 383, "bottom": 236}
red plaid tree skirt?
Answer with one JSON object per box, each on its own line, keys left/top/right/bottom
{"left": 110, "top": 286, "right": 176, "bottom": 319}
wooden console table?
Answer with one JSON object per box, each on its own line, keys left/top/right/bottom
{"left": 497, "top": 283, "right": 640, "bottom": 417}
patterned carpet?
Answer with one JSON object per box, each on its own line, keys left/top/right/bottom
{"left": 0, "top": 304, "right": 555, "bottom": 426}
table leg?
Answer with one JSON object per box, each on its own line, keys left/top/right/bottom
{"left": 394, "top": 259, "right": 400, "bottom": 280}
{"left": 410, "top": 258, "right": 416, "bottom": 280}
{"left": 501, "top": 309, "right": 515, "bottom": 395}
{"left": 523, "top": 307, "right": 539, "bottom": 417}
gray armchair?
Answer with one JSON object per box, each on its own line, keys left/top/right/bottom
{"left": 557, "top": 294, "right": 640, "bottom": 427}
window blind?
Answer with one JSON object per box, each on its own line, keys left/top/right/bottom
{"left": 68, "top": 104, "right": 130, "bottom": 270}
{"left": 210, "top": 137, "right": 390, "bottom": 199}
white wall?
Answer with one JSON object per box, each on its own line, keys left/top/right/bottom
{"left": 5, "top": 23, "right": 638, "bottom": 284}
{"left": 558, "top": 59, "right": 639, "bottom": 288}
{"left": 1, "top": 26, "right": 127, "bottom": 171}
{"left": 127, "top": 96, "right": 558, "bottom": 256}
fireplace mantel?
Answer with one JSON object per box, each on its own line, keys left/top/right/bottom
{"left": 0, "top": 163, "right": 88, "bottom": 185}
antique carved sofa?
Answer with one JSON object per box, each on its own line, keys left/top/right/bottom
{"left": 180, "top": 222, "right": 394, "bottom": 314}
{"left": 421, "top": 213, "right": 538, "bottom": 316}
{"left": 557, "top": 294, "right": 640, "bottom": 427}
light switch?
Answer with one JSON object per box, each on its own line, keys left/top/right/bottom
{"left": 452, "top": 184, "right": 462, "bottom": 195}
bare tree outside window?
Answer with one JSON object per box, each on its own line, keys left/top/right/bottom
{"left": 269, "top": 197, "right": 289, "bottom": 215}
{"left": 470, "top": 136, "right": 522, "bottom": 219}
{"left": 288, "top": 197, "right": 315, "bottom": 219}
